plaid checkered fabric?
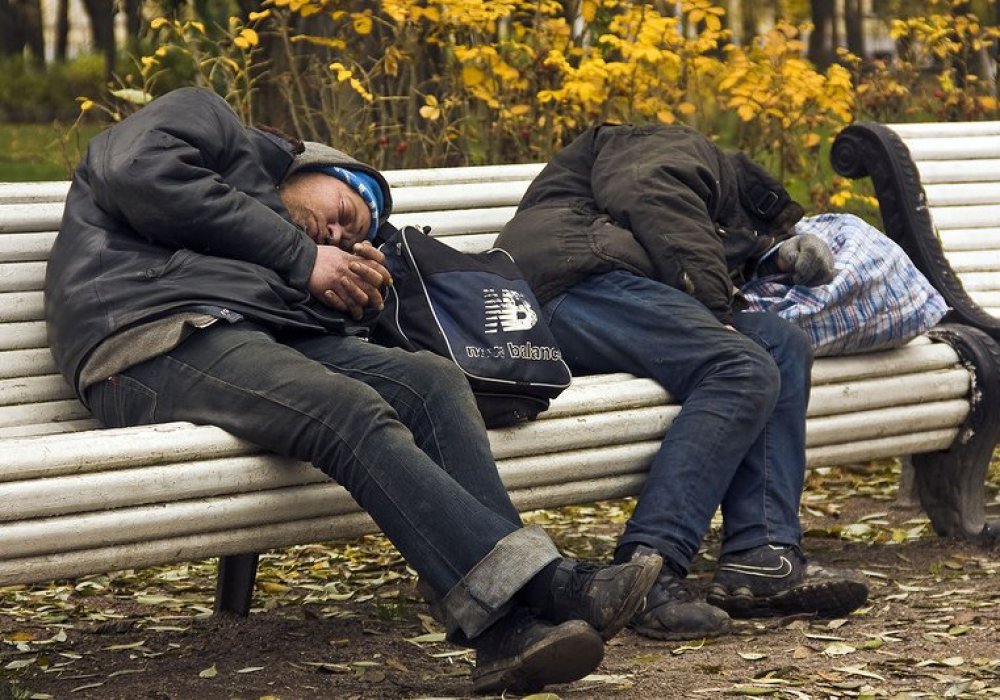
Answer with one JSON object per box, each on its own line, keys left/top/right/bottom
{"left": 740, "top": 213, "right": 948, "bottom": 356}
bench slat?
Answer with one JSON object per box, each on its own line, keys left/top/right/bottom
{"left": 915, "top": 160, "right": 1000, "bottom": 184}
{"left": 0, "top": 231, "right": 57, "bottom": 262}
{"left": 0, "top": 456, "right": 329, "bottom": 522}
{"left": 0, "top": 321, "right": 49, "bottom": 351}
{"left": 1, "top": 483, "right": 354, "bottom": 556}
{"left": 888, "top": 120, "right": 1000, "bottom": 138}
{"left": 0, "top": 261, "right": 46, "bottom": 293}
{"left": 0, "top": 203, "right": 64, "bottom": 233}
{"left": 390, "top": 181, "right": 530, "bottom": 212}
{"left": 0, "top": 418, "right": 100, "bottom": 437}
{"left": 388, "top": 207, "right": 517, "bottom": 236}
{"left": 0, "top": 399, "right": 91, "bottom": 428}
{"left": 0, "top": 181, "right": 70, "bottom": 205}
{"left": 0, "top": 348, "right": 57, "bottom": 379}
{"left": 808, "top": 399, "right": 967, "bottom": 445}
{"left": 924, "top": 204, "right": 1000, "bottom": 229}
{"left": 938, "top": 228, "right": 1000, "bottom": 251}
{"left": 951, "top": 271, "right": 1000, "bottom": 292}
{"left": 0, "top": 422, "right": 258, "bottom": 482}
{"left": 497, "top": 368, "right": 969, "bottom": 460}
{"left": 542, "top": 378, "right": 670, "bottom": 417}
{"left": 0, "top": 290, "right": 43, "bottom": 322}
{"left": 922, "top": 182, "right": 1000, "bottom": 206}
{"left": 807, "top": 340, "right": 952, "bottom": 384}
{"left": 941, "top": 250, "right": 1000, "bottom": 274}
{"left": 807, "top": 428, "right": 957, "bottom": 467}
{"left": 897, "top": 135, "right": 1000, "bottom": 161}
{"left": 969, "top": 290, "right": 1000, "bottom": 306}
{"left": 384, "top": 163, "right": 544, "bottom": 187}
{"left": 807, "top": 369, "right": 968, "bottom": 417}
{"left": 0, "top": 373, "right": 74, "bottom": 406}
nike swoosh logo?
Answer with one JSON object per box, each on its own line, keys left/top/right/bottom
{"left": 718, "top": 556, "right": 794, "bottom": 578}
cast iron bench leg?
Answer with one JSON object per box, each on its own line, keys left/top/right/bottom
{"left": 914, "top": 325, "right": 1000, "bottom": 543}
{"left": 215, "top": 552, "right": 260, "bottom": 615}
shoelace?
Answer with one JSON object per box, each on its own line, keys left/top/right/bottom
{"left": 564, "top": 562, "right": 600, "bottom": 599}
{"left": 659, "top": 573, "right": 696, "bottom": 603}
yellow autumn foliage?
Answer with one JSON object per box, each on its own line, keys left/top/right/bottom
{"left": 87, "top": 0, "right": 1000, "bottom": 211}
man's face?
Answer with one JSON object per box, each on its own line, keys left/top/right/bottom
{"left": 279, "top": 172, "right": 372, "bottom": 250}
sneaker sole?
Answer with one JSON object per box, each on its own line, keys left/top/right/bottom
{"left": 472, "top": 619, "right": 604, "bottom": 695}
{"left": 593, "top": 554, "right": 664, "bottom": 641}
{"left": 705, "top": 578, "right": 869, "bottom": 619}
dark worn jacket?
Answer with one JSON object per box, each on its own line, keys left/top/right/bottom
{"left": 496, "top": 124, "right": 802, "bottom": 324}
{"left": 46, "top": 87, "right": 392, "bottom": 396}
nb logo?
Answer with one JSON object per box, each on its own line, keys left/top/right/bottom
{"left": 483, "top": 288, "right": 537, "bottom": 334}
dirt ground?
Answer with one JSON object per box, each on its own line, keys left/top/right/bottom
{"left": 2, "top": 463, "right": 999, "bottom": 700}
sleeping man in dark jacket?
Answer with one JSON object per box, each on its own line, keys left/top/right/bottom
{"left": 496, "top": 123, "right": 869, "bottom": 641}
{"left": 45, "top": 88, "right": 662, "bottom": 695}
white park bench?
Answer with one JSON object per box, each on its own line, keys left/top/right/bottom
{"left": 1, "top": 158, "right": 998, "bottom": 616}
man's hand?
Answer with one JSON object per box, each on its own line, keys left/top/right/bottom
{"left": 776, "top": 234, "right": 835, "bottom": 286}
{"left": 308, "top": 241, "right": 393, "bottom": 319}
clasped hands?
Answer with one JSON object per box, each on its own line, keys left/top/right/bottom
{"left": 307, "top": 241, "right": 393, "bottom": 320}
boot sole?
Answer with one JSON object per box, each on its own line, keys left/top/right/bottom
{"left": 706, "top": 578, "right": 869, "bottom": 619}
{"left": 630, "top": 614, "right": 731, "bottom": 641}
{"left": 472, "top": 619, "right": 604, "bottom": 695}
{"left": 593, "top": 554, "right": 664, "bottom": 641}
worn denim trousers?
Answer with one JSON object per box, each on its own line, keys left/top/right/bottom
{"left": 84, "top": 322, "right": 559, "bottom": 639}
{"left": 544, "top": 271, "right": 813, "bottom": 574}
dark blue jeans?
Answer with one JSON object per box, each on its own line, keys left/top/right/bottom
{"left": 545, "top": 271, "right": 812, "bottom": 574}
{"left": 84, "top": 322, "right": 560, "bottom": 638}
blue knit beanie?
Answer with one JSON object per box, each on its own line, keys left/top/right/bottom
{"left": 310, "top": 166, "right": 384, "bottom": 240}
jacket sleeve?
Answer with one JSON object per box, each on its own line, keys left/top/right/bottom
{"left": 589, "top": 126, "right": 735, "bottom": 324}
{"left": 90, "top": 87, "right": 316, "bottom": 291}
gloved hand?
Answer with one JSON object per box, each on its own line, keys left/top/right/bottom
{"left": 776, "top": 234, "right": 835, "bottom": 286}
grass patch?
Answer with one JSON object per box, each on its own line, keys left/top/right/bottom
{"left": 0, "top": 122, "right": 104, "bottom": 181}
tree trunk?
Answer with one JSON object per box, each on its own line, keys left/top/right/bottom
{"left": 844, "top": 0, "right": 864, "bottom": 58}
{"left": 23, "top": 0, "right": 45, "bottom": 66}
{"left": 990, "top": 0, "right": 1000, "bottom": 96}
{"left": 80, "top": 0, "right": 116, "bottom": 80}
{"left": 740, "top": 0, "right": 756, "bottom": 45}
{"left": 807, "top": 0, "right": 835, "bottom": 69}
{"left": 122, "top": 0, "right": 141, "bottom": 56}
{"left": 0, "top": 0, "right": 45, "bottom": 64}
{"left": 0, "top": 0, "right": 23, "bottom": 58}
{"left": 55, "top": 0, "right": 69, "bottom": 61}
{"left": 952, "top": 1, "right": 971, "bottom": 88}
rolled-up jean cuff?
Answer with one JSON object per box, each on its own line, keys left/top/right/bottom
{"left": 442, "top": 525, "right": 560, "bottom": 640}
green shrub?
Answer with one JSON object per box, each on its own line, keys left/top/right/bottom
{"left": 0, "top": 56, "right": 109, "bottom": 122}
